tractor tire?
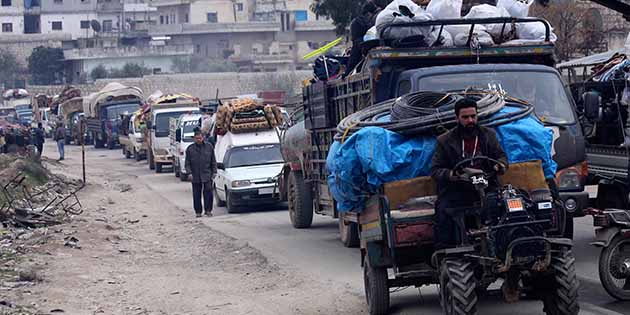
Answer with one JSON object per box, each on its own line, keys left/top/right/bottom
{"left": 439, "top": 259, "right": 478, "bottom": 315}
{"left": 541, "top": 249, "right": 580, "bottom": 315}
{"left": 363, "top": 259, "right": 389, "bottom": 315}
{"left": 288, "top": 171, "right": 313, "bottom": 229}
{"left": 339, "top": 217, "right": 359, "bottom": 248}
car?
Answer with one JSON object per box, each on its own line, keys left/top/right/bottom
{"left": 213, "top": 130, "right": 283, "bottom": 213}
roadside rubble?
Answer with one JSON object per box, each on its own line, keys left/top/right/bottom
{"left": 0, "top": 154, "right": 84, "bottom": 314}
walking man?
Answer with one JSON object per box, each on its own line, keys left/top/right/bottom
{"left": 34, "top": 123, "right": 45, "bottom": 157}
{"left": 54, "top": 122, "right": 66, "bottom": 161}
{"left": 185, "top": 129, "right": 216, "bottom": 217}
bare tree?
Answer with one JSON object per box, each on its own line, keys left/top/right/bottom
{"left": 530, "top": 1, "right": 587, "bottom": 61}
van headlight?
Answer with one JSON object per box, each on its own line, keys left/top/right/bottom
{"left": 232, "top": 180, "right": 251, "bottom": 188}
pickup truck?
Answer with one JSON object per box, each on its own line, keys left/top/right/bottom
{"left": 281, "top": 17, "right": 588, "bottom": 245}
{"left": 169, "top": 113, "right": 202, "bottom": 181}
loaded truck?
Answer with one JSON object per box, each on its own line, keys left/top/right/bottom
{"left": 143, "top": 93, "right": 200, "bottom": 173}
{"left": 280, "top": 17, "right": 588, "bottom": 247}
{"left": 57, "top": 96, "right": 85, "bottom": 144}
{"left": 83, "top": 83, "right": 143, "bottom": 149}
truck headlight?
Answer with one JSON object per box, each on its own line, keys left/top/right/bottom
{"left": 232, "top": 180, "right": 251, "bottom": 188}
{"left": 556, "top": 169, "right": 580, "bottom": 190}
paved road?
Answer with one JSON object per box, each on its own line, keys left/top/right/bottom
{"left": 64, "top": 143, "right": 630, "bottom": 315}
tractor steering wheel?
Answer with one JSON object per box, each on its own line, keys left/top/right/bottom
{"left": 453, "top": 156, "right": 507, "bottom": 182}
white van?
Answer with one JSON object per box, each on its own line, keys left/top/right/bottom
{"left": 214, "top": 130, "right": 283, "bottom": 213}
{"left": 170, "top": 113, "right": 202, "bottom": 181}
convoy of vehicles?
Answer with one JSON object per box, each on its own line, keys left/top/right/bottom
{"left": 143, "top": 93, "right": 201, "bottom": 173}
{"left": 2, "top": 89, "right": 32, "bottom": 126}
{"left": 213, "top": 129, "right": 284, "bottom": 213}
{"left": 170, "top": 113, "right": 202, "bottom": 180}
{"left": 83, "top": 83, "right": 143, "bottom": 149}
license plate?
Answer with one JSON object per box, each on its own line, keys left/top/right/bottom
{"left": 258, "top": 187, "right": 275, "bottom": 195}
{"left": 507, "top": 199, "right": 524, "bottom": 212}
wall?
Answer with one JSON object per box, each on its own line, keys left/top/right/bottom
{"left": 0, "top": 33, "right": 70, "bottom": 65}
{"left": 27, "top": 71, "right": 312, "bottom": 100}
{"left": 190, "top": 0, "right": 237, "bottom": 24}
{"left": 0, "top": 15, "right": 24, "bottom": 34}
{"left": 41, "top": 13, "right": 97, "bottom": 39}
{"left": 40, "top": 0, "right": 96, "bottom": 12}
{"left": 80, "top": 55, "right": 177, "bottom": 74}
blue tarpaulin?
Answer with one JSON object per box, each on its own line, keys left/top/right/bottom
{"left": 327, "top": 110, "right": 557, "bottom": 212}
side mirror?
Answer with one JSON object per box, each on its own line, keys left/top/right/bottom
{"left": 217, "top": 162, "right": 225, "bottom": 170}
{"left": 175, "top": 128, "right": 182, "bottom": 142}
{"left": 582, "top": 91, "right": 601, "bottom": 120}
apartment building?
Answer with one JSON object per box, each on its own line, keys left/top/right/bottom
{"left": 0, "top": 0, "right": 24, "bottom": 35}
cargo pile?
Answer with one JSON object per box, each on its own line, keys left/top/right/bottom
{"left": 215, "top": 98, "right": 284, "bottom": 134}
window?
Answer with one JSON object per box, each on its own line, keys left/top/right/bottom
{"left": 294, "top": 10, "right": 307, "bottom": 22}
{"left": 160, "top": 15, "right": 164, "bottom": 25}
{"left": 207, "top": 12, "right": 218, "bottom": 23}
{"left": 102, "top": 20, "right": 112, "bottom": 32}
{"left": 2, "top": 23, "right": 12, "bottom": 33}
{"left": 51, "top": 21, "right": 62, "bottom": 31}
{"left": 184, "top": 14, "right": 189, "bottom": 23}
{"left": 165, "top": 15, "right": 169, "bottom": 24}
{"left": 235, "top": 3, "right": 243, "bottom": 11}
{"left": 1, "top": 0, "right": 11, "bottom": 6}
{"left": 398, "top": 80, "right": 411, "bottom": 96}
{"left": 80, "top": 20, "right": 90, "bottom": 29}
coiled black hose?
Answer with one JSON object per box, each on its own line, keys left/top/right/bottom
{"left": 335, "top": 91, "right": 534, "bottom": 141}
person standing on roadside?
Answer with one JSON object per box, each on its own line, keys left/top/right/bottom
{"left": 185, "top": 129, "right": 217, "bottom": 218}
{"left": 34, "top": 122, "right": 45, "bottom": 157}
{"left": 54, "top": 122, "right": 66, "bottom": 161}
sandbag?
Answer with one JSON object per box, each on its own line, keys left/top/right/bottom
{"left": 497, "top": 0, "right": 533, "bottom": 18}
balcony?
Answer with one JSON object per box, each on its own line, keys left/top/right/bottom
{"left": 64, "top": 44, "right": 194, "bottom": 60}
{"left": 294, "top": 20, "right": 336, "bottom": 32}
{"left": 149, "top": 22, "right": 280, "bottom": 35}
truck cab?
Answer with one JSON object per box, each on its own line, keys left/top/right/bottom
{"left": 147, "top": 106, "right": 200, "bottom": 173}
{"left": 284, "top": 17, "right": 587, "bottom": 241}
{"left": 170, "top": 113, "right": 202, "bottom": 180}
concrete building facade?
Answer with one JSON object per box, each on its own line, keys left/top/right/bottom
{"left": 0, "top": 0, "right": 24, "bottom": 35}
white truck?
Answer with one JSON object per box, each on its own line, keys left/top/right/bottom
{"left": 144, "top": 96, "right": 200, "bottom": 173}
{"left": 213, "top": 129, "right": 284, "bottom": 213}
{"left": 169, "top": 113, "right": 202, "bottom": 181}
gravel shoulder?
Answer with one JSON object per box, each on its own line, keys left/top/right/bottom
{"left": 1, "top": 143, "right": 365, "bottom": 315}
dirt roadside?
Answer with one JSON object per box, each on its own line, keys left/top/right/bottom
{"left": 1, "top": 143, "right": 365, "bottom": 315}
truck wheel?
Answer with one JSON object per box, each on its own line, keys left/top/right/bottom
{"left": 215, "top": 186, "right": 226, "bottom": 207}
{"left": 226, "top": 191, "right": 238, "bottom": 213}
{"left": 339, "top": 217, "right": 359, "bottom": 248}
{"left": 155, "top": 163, "right": 162, "bottom": 173}
{"left": 598, "top": 235, "right": 630, "bottom": 301}
{"left": 134, "top": 149, "right": 141, "bottom": 161}
{"left": 439, "top": 259, "right": 478, "bottom": 315}
{"left": 174, "top": 160, "right": 180, "bottom": 177}
{"left": 288, "top": 171, "right": 313, "bottom": 229}
{"left": 363, "top": 259, "right": 389, "bottom": 315}
{"left": 541, "top": 249, "right": 580, "bottom": 315}
{"left": 149, "top": 152, "right": 155, "bottom": 170}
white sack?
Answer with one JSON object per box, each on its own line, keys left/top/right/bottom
{"left": 426, "top": 0, "right": 462, "bottom": 19}
{"left": 496, "top": 0, "right": 533, "bottom": 18}
{"left": 454, "top": 30, "right": 495, "bottom": 47}
{"left": 465, "top": 4, "right": 512, "bottom": 38}
{"left": 364, "top": 26, "right": 377, "bottom": 41}
{"left": 516, "top": 21, "right": 557, "bottom": 42}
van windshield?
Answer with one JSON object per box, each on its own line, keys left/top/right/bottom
{"left": 417, "top": 71, "right": 576, "bottom": 124}
{"left": 106, "top": 103, "right": 139, "bottom": 120}
{"left": 225, "top": 144, "right": 283, "bottom": 168}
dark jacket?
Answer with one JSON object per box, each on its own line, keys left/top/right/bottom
{"left": 185, "top": 142, "right": 217, "bottom": 183}
{"left": 431, "top": 125, "right": 508, "bottom": 198}
{"left": 34, "top": 128, "right": 45, "bottom": 145}
{"left": 54, "top": 126, "right": 66, "bottom": 141}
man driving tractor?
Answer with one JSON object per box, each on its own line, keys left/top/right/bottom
{"left": 431, "top": 98, "right": 508, "bottom": 249}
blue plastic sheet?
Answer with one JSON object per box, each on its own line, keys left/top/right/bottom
{"left": 327, "top": 110, "right": 557, "bottom": 213}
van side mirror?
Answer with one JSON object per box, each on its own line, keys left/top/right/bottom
{"left": 582, "top": 91, "right": 601, "bottom": 120}
{"left": 217, "top": 162, "right": 225, "bottom": 170}
{"left": 175, "top": 128, "right": 182, "bottom": 142}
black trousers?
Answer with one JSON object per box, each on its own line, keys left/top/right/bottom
{"left": 434, "top": 192, "right": 478, "bottom": 248}
{"left": 36, "top": 143, "right": 43, "bottom": 156}
{"left": 192, "top": 181, "right": 213, "bottom": 214}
